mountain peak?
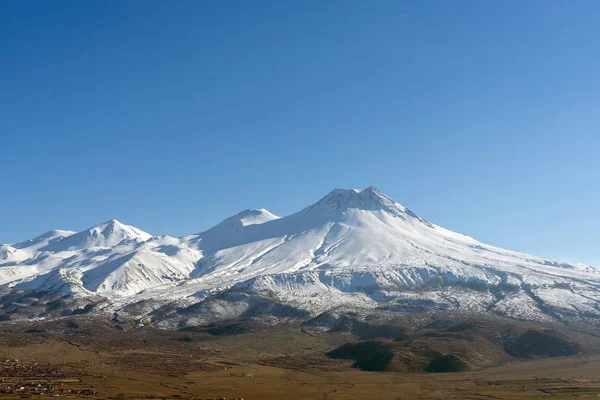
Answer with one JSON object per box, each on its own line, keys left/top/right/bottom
{"left": 36, "top": 229, "right": 76, "bottom": 240}
{"left": 215, "top": 208, "right": 280, "bottom": 229}
{"left": 185, "top": 208, "right": 281, "bottom": 254}
{"left": 12, "top": 229, "right": 76, "bottom": 251}
{"left": 311, "top": 186, "right": 394, "bottom": 210}
{"left": 359, "top": 185, "right": 393, "bottom": 202}
{"left": 89, "top": 219, "right": 151, "bottom": 240}
{"left": 96, "top": 219, "right": 143, "bottom": 232}
{"left": 306, "top": 186, "right": 432, "bottom": 226}
{"left": 41, "top": 220, "right": 152, "bottom": 251}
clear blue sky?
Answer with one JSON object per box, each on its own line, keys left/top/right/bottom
{"left": 1, "top": 1, "right": 598, "bottom": 266}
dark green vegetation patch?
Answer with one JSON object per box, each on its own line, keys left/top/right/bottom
{"left": 506, "top": 329, "right": 582, "bottom": 357}
{"left": 426, "top": 353, "right": 467, "bottom": 373}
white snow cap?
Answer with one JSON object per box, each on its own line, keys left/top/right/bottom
{"left": 0, "top": 185, "right": 598, "bottom": 324}
{"left": 308, "top": 186, "right": 398, "bottom": 210}
{"left": 305, "top": 186, "right": 432, "bottom": 226}
{"left": 218, "top": 208, "right": 280, "bottom": 227}
{"left": 42, "top": 219, "right": 152, "bottom": 251}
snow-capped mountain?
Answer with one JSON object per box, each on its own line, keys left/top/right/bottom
{"left": 183, "top": 208, "right": 280, "bottom": 254}
{"left": 1, "top": 187, "right": 599, "bottom": 327}
{"left": 13, "top": 229, "right": 76, "bottom": 255}
{"left": 43, "top": 219, "right": 151, "bottom": 251}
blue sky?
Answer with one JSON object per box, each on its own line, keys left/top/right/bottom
{"left": 1, "top": 1, "right": 599, "bottom": 266}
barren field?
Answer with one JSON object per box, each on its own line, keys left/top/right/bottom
{"left": 0, "top": 317, "right": 599, "bottom": 399}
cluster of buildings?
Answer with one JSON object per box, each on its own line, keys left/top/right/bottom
{"left": 0, "top": 359, "right": 96, "bottom": 397}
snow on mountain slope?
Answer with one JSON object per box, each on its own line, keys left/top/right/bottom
{"left": 12, "top": 246, "right": 197, "bottom": 297}
{"left": 41, "top": 220, "right": 151, "bottom": 251}
{"left": 0, "top": 229, "right": 77, "bottom": 285}
{"left": 78, "top": 249, "right": 194, "bottom": 295}
{"left": 0, "top": 244, "right": 27, "bottom": 263}
{"left": 189, "top": 187, "right": 597, "bottom": 284}
{"left": 140, "top": 187, "right": 600, "bottom": 325}
{"left": 12, "top": 229, "right": 76, "bottom": 255}
{"left": 1, "top": 187, "right": 599, "bottom": 325}
{"left": 1, "top": 222, "right": 199, "bottom": 297}
{"left": 184, "top": 208, "right": 280, "bottom": 254}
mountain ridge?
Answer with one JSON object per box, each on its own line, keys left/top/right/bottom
{"left": 0, "top": 187, "right": 598, "bottom": 328}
